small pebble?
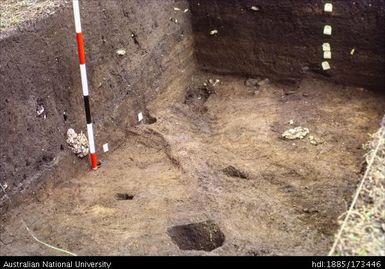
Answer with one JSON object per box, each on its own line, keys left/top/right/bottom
{"left": 116, "top": 49, "right": 126, "bottom": 56}
{"left": 210, "top": 29, "right": 218, "bottom": 35}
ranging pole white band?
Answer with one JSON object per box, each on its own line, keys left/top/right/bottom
{"left": 72, "top": 0, "right": 82, "bottom": 33}
{"left": 87, "top": 124, "right": 96, "bottom": 154}
{"left": 80, "top": 64, "right": 89, "bottom": 96}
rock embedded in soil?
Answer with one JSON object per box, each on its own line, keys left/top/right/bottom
{"left": 250, "top": 6, "right": 260, "bottom": 11}
{"left": 245, "top": 78, "right": 269, "bottom": 87}
{"left": 309, "top": 136, "right": 323, "bottom": 146}
{"left": 36, "top": 105, "right": 45, "bottom": 117}
{"left": 282, "top": 127, "right": 310, "bottom": 140}
{"left": 116, "top": 49, "right": 126, "bottom": 56}
{"left": 245, "top": 78, "right": 260, "bottom": 87}
{"left": 210, "top": 29, "right": 218, "bottom": 35}
{"left": 66, "top": 129, "right": 89, "bottom": 158}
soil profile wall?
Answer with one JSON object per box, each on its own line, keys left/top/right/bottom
{"left": 0, "top": 0, "right": 194, "bottom": 206}
{"left": 188, "top": 0, "right": 385, "bottom": 90}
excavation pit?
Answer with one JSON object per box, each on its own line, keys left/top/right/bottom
{"left": 0, "top": 0, "right": 384, "bottom": 256}
{"left": 168, "top": 221, "right": 225, "bottom": 252}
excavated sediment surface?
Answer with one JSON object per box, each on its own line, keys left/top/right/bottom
{"left": 1, "top": 74, "right": 384, "bottom": 255}
{"left": 1, "top": 0, "right": 385, "bottom": 256}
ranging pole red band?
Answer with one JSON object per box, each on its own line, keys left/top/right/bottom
{"left": 76, "top": 33, "right": 86, "bottom": 65}
{"left": 90, "top": 153, "right": 97, "bottom": 169}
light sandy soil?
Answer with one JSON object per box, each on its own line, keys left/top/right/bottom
{"left": 1, "top": 74, "right": 384, "bottom": 256}
{"left": 0, "top": 0, "right": 67, "bottom": 32}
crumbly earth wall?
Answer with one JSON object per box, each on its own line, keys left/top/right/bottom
{"left": 0, "top": 0, "right": 194, "bottom": 206}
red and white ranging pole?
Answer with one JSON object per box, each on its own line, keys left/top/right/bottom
{"left": 72, "top": 0, "right": 97, "bottom": 170}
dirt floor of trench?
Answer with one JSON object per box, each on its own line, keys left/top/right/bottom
{"left": 1, "top": 73, "right": 385, "bottom": 256}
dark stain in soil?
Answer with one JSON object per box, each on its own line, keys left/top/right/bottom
{"left": 115, "top": 193, "right": 135, "bottom": 201}
{"left": 222, "top": 166, "right": 249, "bottom": 179}
{"left": 184, "top": 86, "right": 212, "bottom": 113}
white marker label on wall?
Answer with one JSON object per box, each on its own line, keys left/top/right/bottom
{"left": 322, "top": 61, "right": 331, "bottom": 70}
{"left": 324, "top": 3, "right": 333, "bottom": 13}
{"left": 103, "top": 144, "right": 109, "bottom": 153}
{"left": 138, "top": 112, "right": 144, "bottom": 122}
{"left": 324, "top": 51, "right": 332, "bottom": 59}
{"left": 322, "top": 43, "right": 331, "bottom": 51}
{"left": 323, "top": 25, "right": 332, "bottom": 35}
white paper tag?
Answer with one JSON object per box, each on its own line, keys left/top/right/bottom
{"left": 322, "top": 61, "right": 331, "bottom": 70}
{"left": 323, "top": 25, "right": 332, "bottom": 35}
{"left": 138, "top": 112, "right": 144, "bottom": 122}
{"left": 324, "top": 3, "right": 333, "bottom": 12}
{"left": 324, "top": 51, "right": 332, "bottom": 59}
{"left": 322, "top": 43, "right": 331, "bottom": 51}
{"left": 103, "top": 144, "right": 109, "bottom": 153}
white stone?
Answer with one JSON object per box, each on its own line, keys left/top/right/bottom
{"left": 0, "top": 182, "right": 8, "bottom": 190}
{"left": 36, "top": 105, "right": 45, "bottom": 116}
{"left": 209, "top": 79, "right": 220, "bottom": 86}
{"left": 309, "top": 136, "right": 323, "bottom": 146}
{"left": 116, "top": 49, "right": 126, "bottom": 56}
{"left": 210, "top": 29, "right": 218, "bottom": 35}
{"left": 282, "top": 127, "right": 310, "bottom": 140}
{"left": 66, "top": 128, "right": 89, "bottom": 158}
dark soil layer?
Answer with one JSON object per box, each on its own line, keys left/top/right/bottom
{"left": 188, "top": 0, "right": 385, "bottom": 90}
{"left": 0, "top": 0, "right": 194, "bottom": 207}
